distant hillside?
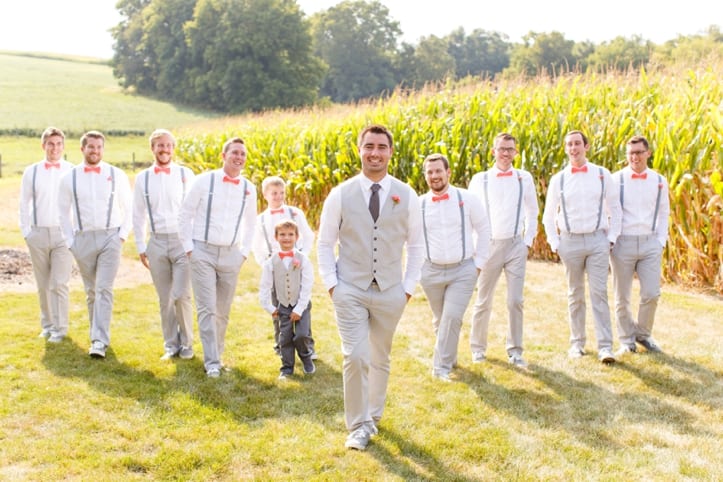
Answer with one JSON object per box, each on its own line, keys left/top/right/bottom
{"left": 0, "top": 52, "right": 217, "bottom": 136}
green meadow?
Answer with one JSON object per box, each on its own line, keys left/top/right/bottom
{"left": 0, "top": 51, "right": 721, "bottom": 480}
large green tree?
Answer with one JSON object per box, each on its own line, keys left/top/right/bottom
{"left": 509, "top": 31, "right": 579, "bottom": 76}
{"left": 111, "top": 0, "right": 322, "bottom": 113}
{"left": 311, "top": 0, "right": 402, "bottom": 102}
{"left": 445, "top": 28, "right": 510, "bottom": 78}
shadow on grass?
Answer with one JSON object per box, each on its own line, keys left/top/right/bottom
{"left": 455, "top": 359, "right": 712, "bottom": 449}
{"left": 614, "top": 351, "right": 723, "bottom": 410}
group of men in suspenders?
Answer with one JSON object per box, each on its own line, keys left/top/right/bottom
{"left": 20, "top": 125, "right": 669, "bottom": 452}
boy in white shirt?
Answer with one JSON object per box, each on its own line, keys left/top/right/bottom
{"left": 259, "top": 220, "right": 315, "bottom": 379}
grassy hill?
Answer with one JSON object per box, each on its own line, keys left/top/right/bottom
{"left": 0, "top": 52, "right": 218, "bottom": 175}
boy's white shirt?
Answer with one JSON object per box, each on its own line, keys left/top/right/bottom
{"left": 252, "top": 204, "right": 315, "bottom": 265}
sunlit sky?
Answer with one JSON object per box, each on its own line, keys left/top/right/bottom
{"left": 0, "top": 0, "right": 719, "bottom": 59}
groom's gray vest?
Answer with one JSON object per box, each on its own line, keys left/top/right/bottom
{"left": 336, "top": 176, "right": 411, "bottom": 291}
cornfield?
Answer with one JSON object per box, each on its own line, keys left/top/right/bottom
{"left": 176, "top": 62, "right": 723, "bottom": 294}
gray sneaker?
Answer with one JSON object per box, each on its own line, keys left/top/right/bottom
{"left": 160, "top": 349, "right": 179, "bottom": 360}
{"left": 48, "top": 334, "right": 65, "bottom": 343}
{"left": 345, "top": 426, "right": 372, "bottom": 450}
{"left": 38, "top": 329, "right": 51, "bottom": 339}
{"left": 178, "top": 346, "right": 194, "bottom": 359}
{"left": 89, "top": 341, "right": 107, "bottom": 358}
{"left": 302, "top": 357, "right": 316, "bottom": 374}
{"left": 206, "top": 368, "right": 221, "bottom": 378}
{"left": 636, "top": 337, "right": 662, "bottom": 353}
{"left": 472, "top": 351, "right": 486, "bottom": 363}
{"left": 568, "top": 347, "right": 585, "bottom": 359}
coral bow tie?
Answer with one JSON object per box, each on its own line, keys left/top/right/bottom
{"left": 631, "top": 172, "right": 647, "bottom": 180}
{"left": 497, "top": 170, "right": 513, "bottom": 177}
{"left": 278, "top": 251, "right": 293, "bottom": 259}
{"left": 154, "top": 166, "right": 170, "bottom": 175}
{"left": 432, "top": 193, "right": 449, "bottom": 202}
{"left": 270, "top": 208, "right": 285, "bottom": 215}
{"left": 571, "top": 165, "right": 588, "bottom": 174}
{"left": 45, "top": 162, "right": 60, "bottom": 169}
{"left": 84, "top": 165, "right": 101, "bottom": 174}
{"left": 223, "top": 175, "right": 240, "bottom": 185}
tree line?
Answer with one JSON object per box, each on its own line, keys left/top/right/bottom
{"left": 111, "top": 0, "right": 722, "bottom": 114}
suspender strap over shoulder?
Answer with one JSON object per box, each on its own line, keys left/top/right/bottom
{"left": 204, "top": 174, "right": 215, "bottom": 243}
{"left": 31, "top": 165, "right": 38, "bottom": 227}
{"left": 229, "top": 179, "right": 249, "bottom": 247}
{"left": 72, "top": 169, "right": 83, "bottom": 232}
{"left": 144, "top": 170, "right": 156, "bottom": 233}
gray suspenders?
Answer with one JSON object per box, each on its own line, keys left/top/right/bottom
{"left": 482, "top": 170, "right": 523, "bottom": 237}
{"left": 144, "top": 166, "right": 187, "bottom": 234}
{"left": 261, "top": 207, "right": 293, "bottom": 257}
{"left": 72, "top": 165, "right": 115, "bottom": 231}
{"left": 204, "top": 173, "right": 249, "bottom": 246}
{"left": 560, "top": 166, "right": 604, "bottom": 233}
{"left": 421, "top": 188, "right": 466, "bottom": 263}
{"left": 619, "top": 172, "right": 664, "bottom": 232}
{"left": 31, "top": 165, "right": 38, "bottom": 226}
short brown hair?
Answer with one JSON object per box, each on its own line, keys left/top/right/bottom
{"left": 493, "top": 132, "right": 516, "bottom": 146}
{"left": 627, "top": 135, "right": 649, "bottom": 150}
{"left": 41, "top": 127, "right": 65, "bottom": 144}
{"left": 274, "top": 220, "right": 298, "bottom": 237}
{"left": 80, "top": 130, "right": 105, "bottom": 148}
{"left": 357, "top": 124, "right": 393, "bottom": 149}
{"left": 222, "top": 136, "right": 245, "bottom": 153}
{"left": 423, "top": 153, "right": 449, "bottom": 170}
{"left": 565, "top": 130, "right": 589, "bottom": 146}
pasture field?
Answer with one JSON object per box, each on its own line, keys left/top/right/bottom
{"left": 0, "top": 163, "right": 722, "bottom": 481}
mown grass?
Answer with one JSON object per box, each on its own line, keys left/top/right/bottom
{"left": 1, "top": 183, "right": 721, "bottom": 480}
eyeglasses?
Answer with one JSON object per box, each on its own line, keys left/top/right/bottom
{"left": 496, "top": 147, "right": 517, "bottom": 154}
{"left": 627, "top": 150, "right": 648, "bottom": 156}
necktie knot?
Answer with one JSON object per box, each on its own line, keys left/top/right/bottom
{"left": 631, "top": 172, "right": 647, "bottom": 180}
{"left": 571, "top": 165, "right": 588, "bottom": 174}
{"left": 154, "top": 165, "right": 171, "bottom": 175}
{"left": 432, "top": 193, "right": 449, "bottom": 202}
{"left": 45, "top": 162, "right": 60, "bottom": 170}
{"left": 496, "top": 170, "right": 513, "bottom": 177}
{"left": 84, "top": 165, "right": 101, "bottom": 174}
{"left": 278, "top": 251, "right": 293, "bottom": 259}
{"left": 223, "top": 175, "right": 240, "bottom": 185}
{"left": 270, "top": 208, "right": 285, "bottom": 215}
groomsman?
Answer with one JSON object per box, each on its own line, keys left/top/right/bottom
{"left": 611, "top": 135, "right": 669, "bottom": 355}
{"left": 419, "top": 153, "right": 489, "bottom": 381}
{"left": 542, "top": 130, "right": 621, "bottom": 364}
{"left": 58, "top": 131, "right": 133, "bottom": 358}
{"left": 179, "top": 137, "right": 256, "bottom": 378}
{"left": 19, "top": 127, "right": 74, "bottom": 343}
{"left": 317, "top": 124, "right": 424, "bottom": 451}
{"left": 133, "top": 129, "right": 196, "bottom": 360}
{"left": 468, "top": 133, "right": 538, "bottom": 367}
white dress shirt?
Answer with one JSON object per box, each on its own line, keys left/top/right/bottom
{"left": 178, "top": 169, "right": 257, "bottom": 256}
{"left": 259, "top": 251, "right": 314, "bottom": 316}
{"left": 317, "top": 174, "right": 425, "bottom": 295}
{"left": 468, "top": 167, "right": 539, "bottom": 247}
{"left": 252, "top": 205, "right": 315, "bottom": 265}
{"left": 19, "top": 159, "right": 74, "bottom": 237}
{"left": 419, "top": 186, "right": 490, "bottom": 268}
{"left": 132, "top": 163, "right": 196, "bottom": 254}
{"left": 612, "top": 167, "right": 670, "bottom": 246}
{"left": 542, "top": 162, "right": 622, "bottom": 252}
{"left": 57, "top": 161, "right": 133, "bottom": 246}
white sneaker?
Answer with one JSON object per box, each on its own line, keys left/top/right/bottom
{"left": 433, "top": 372, "right": 452, "bottom": 382}
{"left": 472, "top": 351, "right": 486, "bottom": 363}
{"left": 508, "top": 354, "right": 528, "bottom": 368}
{"left": 206, "top": 368, "right": 221, "bottom": 378}
{"left": 598, "top": 348, "right": 616, "bottom": 364}
{"left": 38, "top": 329, "right": 51, "bottom": 339}
{"left": 345, "top": 426, "right": 372, "bottom": 450}
{"left": 89, "top": 341, "right": 106, "bottom": 358}
{"left": 567, "top": 347, "right": 585, "bottom": 359}
{"left": 48, "top": 334, "right": 64, "bottom": 343}
{"left": 615, "top": 344, "right": 636, "bottom": 357}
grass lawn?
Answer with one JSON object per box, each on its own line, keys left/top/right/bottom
{"left": 0, "top": 167, "right": 721, "bottom": 479}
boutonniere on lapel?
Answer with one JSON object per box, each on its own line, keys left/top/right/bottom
{"left": 459, "top": 200, "right": 464, "bottom": 207}
{"left": 292, "top": 258, "right": 301, "bottom": 270}
{"left": 391, "top": 195, "right": 400, "bottom": 205}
